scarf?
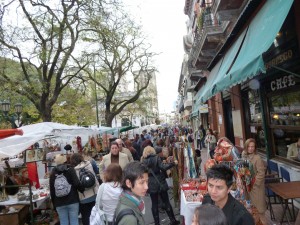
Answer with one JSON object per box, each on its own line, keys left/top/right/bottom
{"left": 122, "top": 190, "right": 145, "bottom": 214}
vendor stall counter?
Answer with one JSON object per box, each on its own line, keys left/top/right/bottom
{"left": 180, "top": 189, "right": 201, "bottom": 225}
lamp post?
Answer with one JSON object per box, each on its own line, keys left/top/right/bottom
{"left": 0, "top": 101, "right": 23, "bottom": 128}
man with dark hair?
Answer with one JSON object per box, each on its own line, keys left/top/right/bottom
{"left": 115, "top": 162, "right": 149, "bottom": 225}
{"left": 203, "top": 164, "right": 254, "bottom": 225}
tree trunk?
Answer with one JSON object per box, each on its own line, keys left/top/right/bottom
{"left": 105, "top": 111, "right": 115, "bottom": 127}
{"left": 41, "top": 107, "right": 52, "bottom": 122}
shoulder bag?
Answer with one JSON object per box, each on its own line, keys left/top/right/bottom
{"left": 90, "top": 184, "right": 107, "bottom": 225}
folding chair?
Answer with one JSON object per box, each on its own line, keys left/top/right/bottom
{"left": 280, "top": 167, "right": 296, "bottom": 221}
{"left": 265, "top": 160, "right": 281, "bottom": 220}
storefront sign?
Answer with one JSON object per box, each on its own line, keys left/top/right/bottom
{"left": 199, "top": 104, "right": 208, "bottom": 113}
{"left": 270, "top": 75, "right": 296, "bottom": 91}
{"left": 265, "top": 49, "right": 293, "bottom": 70}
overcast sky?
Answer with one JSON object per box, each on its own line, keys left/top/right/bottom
{"left": 125, "top": 0, "right": 188, "bottom": 114}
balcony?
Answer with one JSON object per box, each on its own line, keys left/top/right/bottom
{"left": 189, "top": 69, "right": 204, "bottom": 82}
{"left": 184, "top": 99, "right": 193, "bottom": 110}
{"left": 212, "top": 0, "right": 248, "bottom": 21}
{"left": 190, "top": 6, "right": 230, "bottom": 69}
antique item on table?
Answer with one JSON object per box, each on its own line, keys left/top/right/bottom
{"left": 17, "top": 190, "right": 26, "bottom": 201}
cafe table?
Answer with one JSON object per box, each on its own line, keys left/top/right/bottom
{"left": 267, "top": 181, "right": 300, "bottom": 224}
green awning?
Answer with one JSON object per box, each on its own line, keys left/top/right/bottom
{"left": 119, "top": 125, "right": 139, "bottom": 133}
{"left": 198, "top": 0, "right": 293, "bottom": 103}
{"left": 190, "top": 110, "right": 199, "bottom": 118}
{"left": 197, "top": 28, "right": 247, "bottom": 103}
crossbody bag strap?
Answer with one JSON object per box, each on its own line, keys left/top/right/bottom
{"left": 95, "top": 183, "right": 104, "bottom": 208}
{"left": 149, "top": 156, "right": 162, "bottom": 185}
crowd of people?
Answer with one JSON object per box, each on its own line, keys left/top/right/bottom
{"left": 49, "top": 125, "right": 269, "bottom": 225}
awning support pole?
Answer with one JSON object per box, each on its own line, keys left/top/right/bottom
{"left": 272, "top": 66, "right": 300, "bottom": 78}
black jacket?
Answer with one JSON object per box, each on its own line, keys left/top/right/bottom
{"left": 49, "top": 164, "right": 84, "bottom": 208}
{"left": 142, "top": 154, "right": 175, "bottom": 193}
{"left": 203, "top": 194, "right": 254, "bottom": 225}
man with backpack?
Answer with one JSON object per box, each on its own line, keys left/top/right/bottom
{"left": 113, "top": 161, "right": 149, "bottom": 225}
{"left": 49, "top": 154, "right": 84, "bottom": 225}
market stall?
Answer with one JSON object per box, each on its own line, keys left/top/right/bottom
{"left": 0, "top": 122, "right": 99, "bottom": 224}
{"left": 180, "top": 137, "right": 262, "bottom": 225}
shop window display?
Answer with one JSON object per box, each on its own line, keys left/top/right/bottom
{"left": 269, "top": 90, "right": 300, "bottom": 126}
{"left": 268, "top": 89, "right": 300, "bottom": 160}
{"left": 248, "top": 90, "right": 266, "bottom": 150}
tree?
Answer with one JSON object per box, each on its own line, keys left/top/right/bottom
{"left": 52, "top": 86, "right": 96, "bottom": 126}
{"left": 82, "top": 5, "right": 158, "bottom": 127}
{"left": 0, "top": 0, "right": 119, "bottom": 122}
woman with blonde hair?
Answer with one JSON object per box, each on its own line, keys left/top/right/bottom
{"left": 242, "top": 138, "right": 266, "bottom": 224}
{"left": 141, "top": 146, "right": 179, "bottom": 225}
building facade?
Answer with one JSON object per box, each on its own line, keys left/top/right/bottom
{"left": 179, "top": 0, "right": 300, "bottom": 188}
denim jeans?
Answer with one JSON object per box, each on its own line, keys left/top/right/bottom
{"left": 56, "top": 202, "right": 79, "bottom": 225}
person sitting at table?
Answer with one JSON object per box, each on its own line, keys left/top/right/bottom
{"left": 287, "top": 137, "right": 300, "bottom": 160}
{"left": 202, "top": 164, "right": 254, "bottom": 225}
{"left": 192, "top": 203, "right": 227, "bottom": 225}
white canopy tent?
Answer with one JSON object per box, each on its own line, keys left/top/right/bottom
{"left": 0, "top": 122, "right": 98, "bottom": 159}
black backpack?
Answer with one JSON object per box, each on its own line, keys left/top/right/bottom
{"left": 112, "top": 208, "right": 139, "bottom": 225}
{"left": 79, "top": 167, "right": 96, "bottom": 189}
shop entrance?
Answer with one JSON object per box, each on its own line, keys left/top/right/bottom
{"left": 223, "top": 99, "right": 235, "bottom": 144}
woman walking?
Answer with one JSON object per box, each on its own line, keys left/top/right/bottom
{"left": 49, "top": 154, "right": 84, "bottom": 225}
{"left": 205, "top": 129, "right": 217, "bottom": 159}
{"left": 71, "top": 153, "right": 99, "bottom": 225}
{"left": 96, "top": 163, "right": 123, "bottom": 224}
{"left": 141, "top": 146, "right": 179, "bottom": 225}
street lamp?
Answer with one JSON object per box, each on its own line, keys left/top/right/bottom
{"left": 0, "top": 101, "right": 23, "bottom": 128}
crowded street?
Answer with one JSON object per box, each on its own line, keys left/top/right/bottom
{"left": 1, "top": 0, "right": 300, "bottom": 225}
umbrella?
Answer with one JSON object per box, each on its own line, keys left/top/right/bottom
{"left": 0, "top": 128, "right": 23, "bottom": 139}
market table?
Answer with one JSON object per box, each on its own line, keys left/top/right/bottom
{"left": 267, "top": 181, "right": 300, "bottom": 224}
{"left": 180, "top": 189, "right": 202, "bottom": 225}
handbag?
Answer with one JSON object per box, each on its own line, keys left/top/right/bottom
{"left": 90, "top": 184, "right": 107, "bottom": 225}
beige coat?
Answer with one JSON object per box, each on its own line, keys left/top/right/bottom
{"left": 99, "top": 152, "right": 129, "bottom": 180}
{"left": 243, "top": 152, "right": 266, "bottom": 213}
{"left": 121, "top": 147, "right": 134, "bottom": 162}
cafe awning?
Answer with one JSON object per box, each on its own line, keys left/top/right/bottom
{"left": 198, "top": 0, "right": 294, "bottom": 103}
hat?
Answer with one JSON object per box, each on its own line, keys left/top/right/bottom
{"left": 64, "top": 144, "right": 72, "bottom": 151}
{"left": 54, "top": 154, "right": 67, "bottom": 165}
{"left": 155, "top": 146, "right": 162, "bottom": 154}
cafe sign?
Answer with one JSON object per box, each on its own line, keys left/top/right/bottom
{"left": 270, "top": 75, "right": 296, "bottom": 91}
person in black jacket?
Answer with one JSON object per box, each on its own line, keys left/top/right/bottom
{"left": 49, "top": 154, "right": 84, "bottom": 225}
{"left": 202, "top": 164, "right": 254, "bottom": 225}
{"left": 141, "top": 146, "right": 179, "bottom": 225}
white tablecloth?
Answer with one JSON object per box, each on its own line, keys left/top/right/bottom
{"left": 180, "top": 190, "right": 202, "bottom": 225}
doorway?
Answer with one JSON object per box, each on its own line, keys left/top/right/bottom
{"left": 223, "top": 99, "right": 235, "bottom": 144}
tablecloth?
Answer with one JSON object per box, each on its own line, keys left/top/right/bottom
{"left": 180, "top": 190, "right": 202, "bottom": 225}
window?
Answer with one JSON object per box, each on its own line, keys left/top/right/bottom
{"left": 268, "top": 89, "right": 300, "bottom": 161}
{"left": 269, "top": 90, "right": 300, "bottom": 126}
{"left": 247, "top": 89, "right": 265, "bottom": 150}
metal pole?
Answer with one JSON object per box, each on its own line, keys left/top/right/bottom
{"left": 94, "top": 65, "right": 100, "bottom": 128}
